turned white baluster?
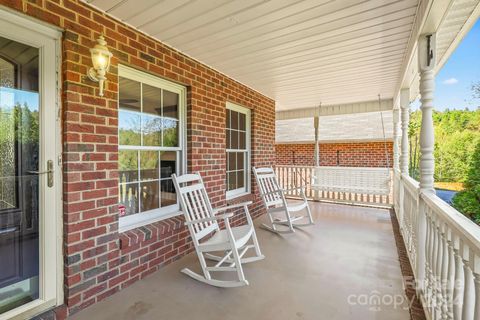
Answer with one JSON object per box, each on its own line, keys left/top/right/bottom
{"left": 424, "top": 214, "right": 433, "bottom": 306}
{"left": 432, "top": 218, "right": 440, "bottom": 319}
{"left": 462, "top": 246, "right": 474, "bottom": 320}
{"left": 473, "top": 271, "right": 480, "bottom": 320}
{"left": 446, "top": 230, "right": 455, "bottom": 320}
{"left": 441, "top": 224, "right": 449, "bottom": 319}
{"left": 400, "top": 88, "right": 410, "bottom": 175}
{"left": 393, "top": 107, "right": 401, "bottom": 171}
{"left": 453, "top": 242, "right": 464, "bottom": 320}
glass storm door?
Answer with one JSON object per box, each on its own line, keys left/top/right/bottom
{"left": 0, "top": 10, "right": 60, "bottom": 319}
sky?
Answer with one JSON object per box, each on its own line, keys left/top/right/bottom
{"left": 0, "top": 87, "right": 38, "bottom": 111}
{"left": 433, "top": 19, "right": 480, "bottom": 111}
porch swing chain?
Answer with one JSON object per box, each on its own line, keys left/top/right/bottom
{"left": 290, "top": 102, "right": 322, "bottom": 188}
{"left": 293, "top": 102, "right": 322, "bottom": 188}
{"left": 378, "top": 94, "right": 390, "bottom": 169}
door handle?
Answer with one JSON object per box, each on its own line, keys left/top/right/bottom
{"left": 27, "top": 160, "right": 54, "bottom": 187}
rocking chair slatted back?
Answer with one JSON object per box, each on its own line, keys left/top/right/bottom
{"left": 172, "top": 173, "right": 219, "bottom": 242}
{"left": 253, "top": 167, "right": 284, "bottom": 208}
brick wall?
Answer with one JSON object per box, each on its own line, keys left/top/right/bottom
{"left": 0, "top": 1, "right": 275, "bottom": 317}
{"left": 275, "top": 142, "right": 393, "bottom": 167}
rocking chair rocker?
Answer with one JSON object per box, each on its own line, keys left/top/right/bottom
{"left": 172, "top": 173, "right": 264, "bottom": 287}
{"left": 253, "top": 167, "right": 314, "bottom": 234}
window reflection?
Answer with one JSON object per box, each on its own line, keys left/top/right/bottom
{"left": 118, "top": 72, "right": 183, "bottom": 218}
{"left": 142, "top": 114, "right": 162, "bottom": 146}
{"left": 119, "top": 111, "right": 141, "bottom": 145}
{"left": 161, "top": 179, "right": 176, "bottom": 207}
{"left": 140, "top": 151, "right": 158, "bottom": 181}
{"left": 163, "top": 90, "right": 178, "bottom": 119}
{"left": 119, "top": 150, "right": 138, "bottom": 183}
{"left": 162, "top": 118, "right": 178, "bottom": 147}
{"left": 119, "top": 183, "right": 139, "bottom": 216}
{"left": 119, "top": 77, "right": 140, "bottom": 112}
{"left": 140, "top": 181, "right": 159, "bottom": 212}
{"left": 142, "top": 84, "right": 161, "bottom": 116}
{"left": 161, "top": 151, "right": 176, "bottom": 179}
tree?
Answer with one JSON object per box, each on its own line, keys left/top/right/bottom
{"left": 473, "top": 82, "right": 480, "bottom": 99}
{"left": 408, "top": 110, "right": 421, "bottom": 179}
{"left": 408, "top": 108, "right": 480, "bottom": 183}
{"left": 452, "top": 141, "right": 480, "bottom": 221}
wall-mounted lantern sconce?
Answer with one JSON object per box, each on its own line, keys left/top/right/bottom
{"left": 88, "top": 35, "right": 112, "bottom": 97}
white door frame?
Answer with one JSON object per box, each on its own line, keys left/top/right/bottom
{"left": 0, "top": 8, "right": 63, "bottom": 320}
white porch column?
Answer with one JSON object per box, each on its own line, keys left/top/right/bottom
{"left": 415, "top": 33, "right": 437, "bottom": 298}
{"left": 313, "top": 115, "right": 320, "bottom": 201}
{"left": 313, "top": 116, "right": 319, "bottom": 167}
{"left": 393, "top": 108, "right": 401, "bottom": 171}
{"left": 418, "top": 33, "right": 436, "bottom": 192}
{"left": 400, "top": 88, "right": 410, "bottom": 174}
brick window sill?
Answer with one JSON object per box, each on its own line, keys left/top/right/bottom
{"left": 119, "top": 194, "right": 255, "bottom": 250}
{"left": 119, "top": 215, "right": 186, "bottom": 250}
{"left": 226, "top": 192, "right": 254, "bottom": 205}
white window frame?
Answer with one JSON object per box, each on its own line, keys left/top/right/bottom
{"left": 226, "top": 102, "right": 251, "bottom": 200}
{"left": 118, "top": 65, "right": 186, "bottom": 232}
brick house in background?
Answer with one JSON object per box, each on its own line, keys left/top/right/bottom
{"left": 275, "top": 112, "right": 394, "bottom": 168}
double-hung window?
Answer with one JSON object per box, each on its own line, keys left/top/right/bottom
{"left": 118, "top": 65, "right": 186, "bottom": 231}
{"left": 226, "top": 102, "right": 251, "bottom": 199}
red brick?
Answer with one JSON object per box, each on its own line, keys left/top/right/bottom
{"left": 275, "top": 142, "right": 393, "bottom": 167}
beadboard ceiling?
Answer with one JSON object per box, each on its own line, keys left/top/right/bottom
{"left": 86, "top": 0, "right": 420, "bottom": 110}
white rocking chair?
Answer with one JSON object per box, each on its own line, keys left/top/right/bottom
{"left": 253, "top": 167, "right": 314, "bottom": 234}
{"left": 172, "top": 173, "right": 264, "bottom": 287}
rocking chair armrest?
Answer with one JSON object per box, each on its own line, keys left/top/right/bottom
{"left": 212, "top": 201, "right": 253, "bottom": 214}
{"left": 184, "top": 212, "right": 234, "bottom": 226}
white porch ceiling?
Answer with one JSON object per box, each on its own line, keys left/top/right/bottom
{"left": 87, "top": 0, "right": 420, "bottom": 111}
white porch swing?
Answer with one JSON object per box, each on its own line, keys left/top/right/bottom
{"left": 311, "top": 97, "right": 392, "bottom": 202}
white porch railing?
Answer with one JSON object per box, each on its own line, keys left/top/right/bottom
{"left": 394, "top": 170, "right": 480, "bottom": 319}
{"left": 274, "top": 165, "right": 393, "bottom": 206}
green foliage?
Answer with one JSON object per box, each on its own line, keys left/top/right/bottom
{"left": 436, "top": 130, "right": 479, "bottom": 183}
{"left": 0, "top": 103, "right": 39, "bottom": 144}
{"left": 408, "top": 108, "right": 480, "bottom": 182}
{"left": 452, "top": 141, "right": 480, "bottom": 221}
{"left": 409, "top": 107, "right": 480, "bottom": 220}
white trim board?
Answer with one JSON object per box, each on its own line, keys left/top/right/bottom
{"left": 276, "top": 99, "right": 393, "bottom": 120}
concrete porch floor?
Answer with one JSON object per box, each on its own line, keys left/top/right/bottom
{"left": 70, "top": 202, "right": 410, "bottom": 320}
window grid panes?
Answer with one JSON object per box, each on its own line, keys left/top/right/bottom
{"left": 119, "top": 150, "right": 178, "bottom": 217}
{"left": 118, "top": 73, "right": 183, "bottom": 220}
{"left": 226, "top": 106, "right": 250, "bottom": 195}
